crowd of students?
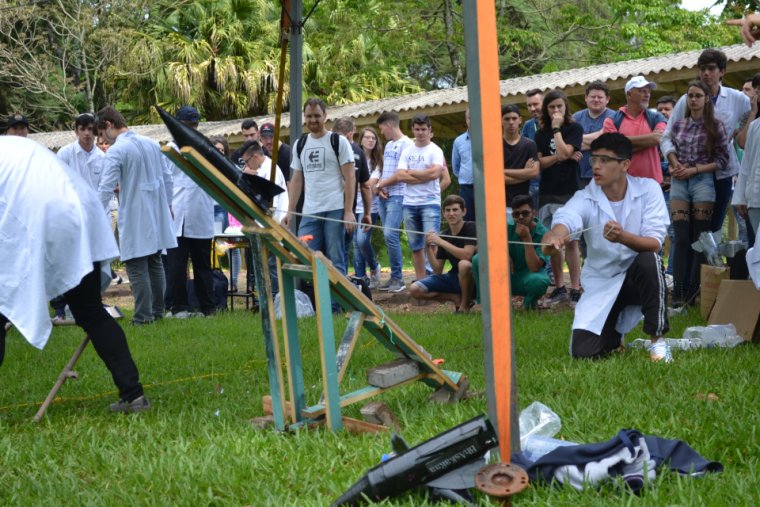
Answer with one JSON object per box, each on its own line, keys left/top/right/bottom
{"left": 3, "top": 47, "right": 760, "bottom": 380}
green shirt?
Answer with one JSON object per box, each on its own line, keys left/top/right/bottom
{"left": 508, "top": 220, "right": 549, "bottom": 272}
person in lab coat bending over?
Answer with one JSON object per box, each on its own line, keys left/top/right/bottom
{"left": 541, "top": 133, "right": 672, "bottom": 362}
{"left": 0, "top": 137, "right": 149, "bottom": 412}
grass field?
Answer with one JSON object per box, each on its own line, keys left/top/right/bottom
{"left": 0, "top": 304, "right": 758, "bottom": 506}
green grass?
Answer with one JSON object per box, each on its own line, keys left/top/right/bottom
{"left": 0, "top": 306, "right": 758, "bottom": 506}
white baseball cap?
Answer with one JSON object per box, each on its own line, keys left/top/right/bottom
{"left": 625, "top": 76, "right": 657, "bottom": 93}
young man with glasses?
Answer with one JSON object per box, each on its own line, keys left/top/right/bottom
{"left": 542, "top": 133, "right": 671, "bottom": 362}
{"left": 661, "top": 49, "right": 751, "bottom": 235}
{"left": 487, "top": 194, "right": 550, "bottom": 310}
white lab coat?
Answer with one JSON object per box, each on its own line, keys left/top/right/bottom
{"left": 256, "top": 157, "right": 289, "bottom": 224}
{"left": 0, "top": 137, "right": 119, "bottom": 349}
{"left": 98, "top": 130, "right": 176, "bottom": 261}
{"left": 552, "top": 176, "right": 669, "bottom": 335}
{"left": 166, "top": 142, "right": 215, "bottom": 238}
{"left": 58, "top": 140, "right": 119, "bottom": 212}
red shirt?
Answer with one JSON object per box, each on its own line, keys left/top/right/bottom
{"left": 603, "top": 106, "right": 666, "bottom": 183}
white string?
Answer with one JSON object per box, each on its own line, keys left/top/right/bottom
{"left": 271, "top": 207, "right": 600, "bottom": 247}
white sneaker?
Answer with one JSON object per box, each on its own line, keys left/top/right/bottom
{"left": 649, "top": 340, "right": 673, "bottom": 363}
{"left": 370, "top": 263, "right": 382, "bottom": 289}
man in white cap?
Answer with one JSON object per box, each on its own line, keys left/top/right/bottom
{"left": 603, "top": 76, "right": 667, "bottom": 183}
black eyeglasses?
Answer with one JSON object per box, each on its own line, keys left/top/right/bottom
{"left": 512, "top": 210, "right": 532, "bottom": 218}
{"left": 76, "top": 112, "right": 95, "bottom": 121}
{"left": 590, "top": 155, "right": 627, "bottom": 165}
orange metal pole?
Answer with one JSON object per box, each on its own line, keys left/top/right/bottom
{"left": 462, "top": 0, "right": 515, "bottom": 461}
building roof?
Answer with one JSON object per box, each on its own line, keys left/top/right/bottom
{"left": 29, "top": 42, "right": 760, "bottom": 149}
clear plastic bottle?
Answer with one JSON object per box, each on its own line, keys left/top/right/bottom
{"left": 683, "top": 324, "right": 741, "bottom": 348}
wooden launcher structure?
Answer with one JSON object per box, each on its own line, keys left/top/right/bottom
{"left": 159, "top": 116, "right": 467, "bottom": 432}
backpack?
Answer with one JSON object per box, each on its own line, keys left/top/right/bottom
{"left": 296, "top": 132, "right": 341, "bottom": 165}
{"left": 187, "top": 269, "right": 229, "bottom": 312}
{"left": 612, "top": 109, "right": 665, "bottom": 132}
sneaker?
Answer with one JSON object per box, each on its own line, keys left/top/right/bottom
{"left": 370, "top": 264, "right": 382, "bottom": 289}
{"left": 109, "top": 395, "right": 151, "bottom": 413}
{"left": 168, "top": 310, "right": 192, "bottom": 319}
{"left": 378, "top": 279, "right": 392, "bottom": 291}
{"left": 546, "top": 286, "right": 568, "bottom": 305}
{"left": 110, "top": 275, "right": 123, "bottom": 286}
{"left": 649, "top": 340, "right": 673, "bottom": 363}
{"left": 387, "top": 278, "right": 406, "bottom": 293}
{"left": 569, "top": 288, "right": 582, "bottom": 306}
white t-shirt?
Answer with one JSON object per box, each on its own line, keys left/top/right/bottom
{"left": 291, "top": 133, "right": 354, "bottom": 214}
{"left": 398, "top": 142, "right": 444, "bottom": 206}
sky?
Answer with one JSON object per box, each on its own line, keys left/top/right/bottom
{"left": 681, "top": 0, "right": 724, "bottom": 16}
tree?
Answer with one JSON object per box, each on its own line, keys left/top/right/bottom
{"left": 0, "top": 0, "right": 151, "bottom": 130}
{"left": 116, "top": 0, "right": 283, "bottom": 122}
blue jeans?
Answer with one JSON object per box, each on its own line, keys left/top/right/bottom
{"left": 298, "top": 208, "right": 347, "bottom": 275}
{"left": 403, "top": 204, "right": 441, "bottom": 252}
{"left": 377, "top": 195, "right": 404, "bottom": 281}
{"left": 354, "top": 212, "right": 380, "bottom": 278}
{"left": 214, "top": 205, "right": 229, "bottom": 231}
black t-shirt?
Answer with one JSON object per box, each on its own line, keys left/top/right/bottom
{"left": 351, "top": 142, "right": 370, "bottom": 213}
{"left": 503, "top": 136, "right": 538, "bottom": 206}
{"left": 535, "top": 123, "right": 583, "bottom": 204}
{"left": 437, "top": 221, "right": 477, "bottom": 273}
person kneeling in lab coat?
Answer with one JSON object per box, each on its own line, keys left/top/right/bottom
{"left": 541, "top": 133, "right": 672, "bottom": 362}
{"left": 0, "top": 137, "right": 149, "bottom": 412}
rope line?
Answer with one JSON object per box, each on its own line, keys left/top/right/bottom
{"left": 270, "top": 207, "right": 600, "bottom": 247}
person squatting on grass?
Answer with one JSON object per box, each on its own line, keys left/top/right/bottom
{"left": 409, "top": 195, "right": 477, "bottom": 313}
{"left": 542, "top": 133, "right": 672, "bottom": 362}
{"left": 0, "top": 137, "right": 149, "bottom": 413}
{"left": 473, "top": 194, "right": 551, "bottom": 310}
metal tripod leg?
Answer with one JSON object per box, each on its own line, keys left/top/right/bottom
{"left": 32, "top": 335, "right": 90, "bottom": 422}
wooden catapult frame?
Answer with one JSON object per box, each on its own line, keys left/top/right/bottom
{"left": 160, "top": 146, "right": 466, "bottom": 431}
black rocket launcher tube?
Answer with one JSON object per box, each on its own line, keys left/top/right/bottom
{"left": 155, "top": 105, "right": 284, "bottom": 207}
{"left": 331, "top": 415, "right": 498, "bottom": 506}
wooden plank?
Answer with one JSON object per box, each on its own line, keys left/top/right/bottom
{"left": 250, "top": 237, "right": 287, "bottom": 431}
{"left": 278, "top": 258, "right": 305, "bottom": 423}
{"left": 312, "top": 253, "right": 342, "bottom": 431}
{"left": 302, "top": 373, "right": 428, "bottom": 418}
{"left": 319, "top": 311, "right": 364, "bottom": 405}
{"left": 302, "top": 368, "right": 465, "bottom": 419}
{"left": 280, "top": 263, "right": 313, "bottom": 278}
{"left": 336, "top": 312, "right": 364, "bottom": 385}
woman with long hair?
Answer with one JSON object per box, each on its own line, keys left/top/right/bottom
{"left": 210, "top": 135, "right": 242, "bottom": 293}
{"left": 357, "top": 127, "right": 384, "bottom": 288}
{"left": 664, "top": 80, "right": 729, "bottom": 307}
{"left": 534, "top": 89, "right": 584, "bottom": 306}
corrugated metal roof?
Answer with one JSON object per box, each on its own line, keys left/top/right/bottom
{"left": 29, "top": 42, "right": 760, "bottom": 150}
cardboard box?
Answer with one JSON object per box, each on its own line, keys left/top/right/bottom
{"left": 708, "top": 280, "right": 760, "bottom": 342}
{"left": 700, "top": 265, "right": 730, "bottom": 319}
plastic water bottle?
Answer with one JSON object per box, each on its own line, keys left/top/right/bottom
{"left": 522, "top": 435, "right": 578, "bottom": 462}
{"left": 683, "top": 324, "right": 741, "bottom": 348}
{"left": 628, "top": 338, "right": 703, "bottom": 350}
{"left": 519, "top": 401, "right": 561, "bottom": 448}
